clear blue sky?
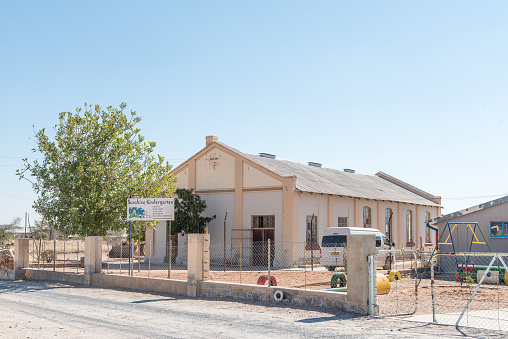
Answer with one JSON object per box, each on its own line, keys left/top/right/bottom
{"left": 1, "top": 1, "right": 507, "bottom": 225}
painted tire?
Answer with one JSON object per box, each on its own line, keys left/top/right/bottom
{"left": 274, "top": 290, "right": 284, "bottom": 301}
{"left": 330, "top": 272, "right": 347, "bottom": 288}
{"left": 376, "top": 274, "right": 391, "bottom": 295}
{"left": 257, "top": 274, "right": 277, "bottom": 286}
{"left": 388, "top": 270, "right": 401, "bottom": 282}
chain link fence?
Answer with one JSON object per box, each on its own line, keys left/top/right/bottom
{"left": 28, "top": 238, "right": 85, "bottom": 274}
{"left": 373, "top": 249, "right": 418, "bottom": 316}
{"left": 372, "top": 250, "right": 508, "bottom": 332}
{"left": 102, "top": 239, "right": 188, "bottom": 280}
{"left": 424, "top": 252, "right": 508, "bottom": 330}
{"left": 206, "top": 240, "right": 332, "bottom": 290}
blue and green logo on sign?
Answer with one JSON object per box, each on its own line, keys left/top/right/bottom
{"left": 128, "top": 207, "right": 147, "bottom": 219}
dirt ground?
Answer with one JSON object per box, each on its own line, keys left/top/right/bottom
{"left": 2, "top": 279, "right": 507, "bottom": 338}
{"left": 378, "top": 277, "right": 508, "bottom": 317}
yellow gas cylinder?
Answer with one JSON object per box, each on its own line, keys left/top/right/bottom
{"left": 377, "top": 273, "right": 391, "bottom": 295}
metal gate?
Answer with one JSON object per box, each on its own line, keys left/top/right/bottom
{"left": 371, "top": 251, "right": 508, "bottom": 332}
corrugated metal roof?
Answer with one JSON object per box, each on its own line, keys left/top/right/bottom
{"left": 217, "top": 142, "right": 439, "bottom": 207}
{"left": 432, "top": 195, "right": 508, "bottom": 224}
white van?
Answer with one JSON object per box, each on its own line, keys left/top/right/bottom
{"left": 320, "top": 227, "right": 392, "bottom": 271}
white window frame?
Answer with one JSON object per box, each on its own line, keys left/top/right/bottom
{"left": 406, "top": 210, "right": 413, "bottom": 244}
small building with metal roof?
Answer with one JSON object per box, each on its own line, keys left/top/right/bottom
{"left": 431, "top": 196, "right": 508, "bottom": 253}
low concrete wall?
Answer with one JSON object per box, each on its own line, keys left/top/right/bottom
{"left": 199, "top": 280, "right": 353, "bottom": 312}
{"left": 19, "top": 269, "right": 358, "bottom": 312}
{"left": 13, "top": 232, "right": 377, "bottom": 314}
{"left": 0, "top": 269, "right": 24, "bottom": 280}
{"left": 90, "top": 273, "right": 187, "bottom": 296}
{"left": 0, "top": 269, "right": 14, "bottom": 280}
{"left": 25, "top": 269, "right": 85, "bottom": 285}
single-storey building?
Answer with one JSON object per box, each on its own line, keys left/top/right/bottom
{"left": 431, "top": 195, "right": 508, "bottom": 253}
{"left": 146, "top": 136, "right": 442, "bottom": 265}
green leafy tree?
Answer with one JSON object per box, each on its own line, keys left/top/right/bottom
{"left": 174, "top": 188, "right": 213, "bottom": 234}
{"left": 17, "top": 103, "right": 176, "bottom": 237}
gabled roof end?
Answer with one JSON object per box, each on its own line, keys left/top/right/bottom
{"left": 375, "top": 171, "right": 441, "bottom": 205}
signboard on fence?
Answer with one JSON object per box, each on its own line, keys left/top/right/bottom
{"left": 127, "top": 198, "right": 174, "bottom": 221}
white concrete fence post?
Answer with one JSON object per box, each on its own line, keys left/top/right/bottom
{"left": 187, "top": 233, "right": 210, "bottom": 297}
{"left": 346, "top": 234, "right": 376, "bottom": 314}
{"left": 84, "top": 236, "right": 102, "bottom": 284}
{"left": 14, "top": 238, "right": 30, "bottom": 269}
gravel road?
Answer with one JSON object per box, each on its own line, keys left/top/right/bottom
{"left": 0, "top": 280, "right": 505, "bottom": 338}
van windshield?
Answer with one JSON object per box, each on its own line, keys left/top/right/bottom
{"left": 322, "top": 235, "right": 347, "bottom": 247}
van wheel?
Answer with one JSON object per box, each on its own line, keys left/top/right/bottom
{"left": 383, "top": 256, "right": 392, "bottom": 270}
{"left": 327, "top": 266, "right": 336, "bottom": 272}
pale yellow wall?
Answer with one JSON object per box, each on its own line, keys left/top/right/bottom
{"left": 243, "top": 163, "right": 282, "bottom": 188}
{"left": 200, "top": 194, "right": 235, "bottom": 244}
{"left": 417, "top": 206, "right": 438, "bottom": 247}
{"left": 328, "top": 198, "right": 439, "bottom": 249}
{"left": 295, "top": 194, "right": 440, "bottom": 249}
{"left": 298, "top": 193, "right": 328, "bottom": 244}
{"left": 196, "top": 148, "right": 235, "bottom": 190}
{"left": 243, "top": 192, "right": 283, "bottom": 241}
{"left": 400, "top": 204, "right": 411, "bottom": 246}
{"left": 332, "top": 196, "right": 355, "bottom": 227}
{"left": 282, "top": 177, "right": 299, "bottom": 243}
{"left": 174, "top": 167, "right": 189, "bottom": 189}
{"left": 235, "top": 158, "right": 243, "bottom": 230}
{"left": 399, "top": 204, "right": 440, "bottom": 249}
{"left": 152, "top": 220, "right": 167, "bottom": 262}
{"left": 399, "top": 203, "right": 418, "bottom": 248}
{"left": 356, "top": 199, "right": 377, "bottom": 229}
{"left": 378, "top": 201, "right": 400, "bottom": 245}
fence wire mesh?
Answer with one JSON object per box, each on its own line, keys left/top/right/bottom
{"left": 374, "top": 249, "right": 418, "bottom": 316}
{"left": 206, "top": 240, "right": 333, "bottom": 290}
{"left": 372, "top": 250, "right": 508, "bottom": 332}
{"left": 102, "top": 239, "right": 187, "bottom": 280}
{"left": 28, "top": 238, "right": 85, "bottom": 274}
{"left": 427, "top": 252, "right": 508, "bottom": 331}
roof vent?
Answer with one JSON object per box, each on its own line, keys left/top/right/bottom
{"left": 344, "top": 168, "right": 355, "bottom": 173}
{"left": 259, "top": 153, "right": 276, "bottom": 159}
{"left": 307, "top": 162, "right": 322, "bottom": 168}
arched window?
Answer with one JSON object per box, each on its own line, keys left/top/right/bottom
{"left": 363, "top": 206, "right": 372, "bottom": 228}
{"left": 406, "top": 210, "right": 413, "bottom": 244}
{"left": 385, "top": 208, "right": 393, "bottom": 242}
{"left": 425, "top": 211, "right": 431, "bottom": 243}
